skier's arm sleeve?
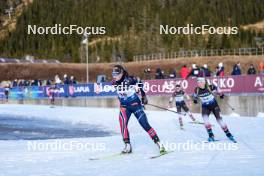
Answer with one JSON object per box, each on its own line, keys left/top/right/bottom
{"left": 184, "top": 91, "right": 190, "bottom": 100}
{"left": 211, "top": 85, "right": 224, "bottom": 98}
{"left": 134, "top": 77, "right": 146, "bottom": 97}
{"left": 210, "top": 85, "right": 218, "bottom": 94}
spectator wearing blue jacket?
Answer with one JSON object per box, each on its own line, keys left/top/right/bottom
{"left": 201, "top": 64, "right": 211, "bottom": 77}
{"left": 231, "top": 62, "right": 241, "bottom": 76}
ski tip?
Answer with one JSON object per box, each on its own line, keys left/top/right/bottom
{"left": 150, "top": 150, "right": 174, "bottom": 159}
{"left": 89, "top": 158, "right": 99, "bottom": 161}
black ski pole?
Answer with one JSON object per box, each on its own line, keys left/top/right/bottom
{"left": 147, "top": 103, "right": 186, "bottom": 116}
{"left": 226, "top": 102, "right": 235, "bottom": 111}
{"left": 220, "top": 97, "right": 235, "bottom": 111}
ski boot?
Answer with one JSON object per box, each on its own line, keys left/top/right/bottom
{"left": 121, "top": 143, "right": 132, "bottom": 154}
{"left": 157, "top": 142, "right": 167, "bottom": 155}
{"left": 225, "top": 131, "right": 237, "bottom": 143}
{"left": 208, "top": 136, "right": 216, "bottom": 142}
{"left": 207, "top": 130, "right": 215, "bottom": 142}
{"left": 180, "top": 125, "right": 185, "bottom": 130}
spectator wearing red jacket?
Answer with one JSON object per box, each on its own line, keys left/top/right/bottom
{"left": 259, "top": 62, "right": 264, "bottom": 74}
{"left": 216, "top": 62, "right": 224, "bottom": 76}
{"left": 180, "top": 65, "right": 190, "bottom": 79}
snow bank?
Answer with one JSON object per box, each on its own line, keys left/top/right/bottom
{"left": 257, "top": 112, "right": 264, "bottom": 118}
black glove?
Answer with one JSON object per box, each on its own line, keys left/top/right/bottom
{"left": 219, "top": 94, "right": 224, "bottom": 99}
{"left": 193, "top": 99, "right": 198, "bottom": 104}
{"left": 141, "top": 96, "right": 148, "bottom": 105}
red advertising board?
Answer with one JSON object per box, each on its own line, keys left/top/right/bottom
{"left": 143, "top": 74, "right": 264, "bottom": 95}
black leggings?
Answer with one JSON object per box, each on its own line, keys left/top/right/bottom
{"left": 202, "top": 104, "right": 228, "bottom": 131}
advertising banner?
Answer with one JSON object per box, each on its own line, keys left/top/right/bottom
{"left": 0, "top": 75, "right": 263, "bottom": 100}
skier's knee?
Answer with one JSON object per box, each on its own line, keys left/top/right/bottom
{"left": 204, "top": 123, "right": 212, "bottom": 130}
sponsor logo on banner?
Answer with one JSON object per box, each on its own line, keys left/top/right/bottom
{"left": 254, "top": 76, "right": 264, "bottom": 91}
{"left": 209, "top": 78, "right": 235, "bottom": 92}
{"left": 0, "top": 75, "right": 262, "bottom": 100}
{"left": 73, "top": 85, "right": 90, "bottom": 93}
{"left": 69, "top": 85, "right": 74, "bottom": 95}
{"left": 45, "top": 87, "right": 61, "bottom": 96}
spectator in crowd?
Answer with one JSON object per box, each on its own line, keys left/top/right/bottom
{"left": 100, "top": 77, "right": 105, "bottom": 83}
{"left": 214, "top": 66, "right": 218, "bottom": 77}
{"left": 39, "top": 79, "right": 43, "bottom": 86}
{"left": 30, "top": 80, "right": 35, "bottom": 86}
{"left": 231, "top": 62, "right": 242, "bottom": 75}
{"left": 18, "top": 80, "right": 23, "bottom": 87}
{"left": 18, "top": 79, "right": 30, "bottom": 87}
{"left": 70, "top": 76, "right": 77, "bottom": 84}
{"left": 169, "top": 69, "right": 177, "bottom": 79}
{"left": 187, "top": 64, "right": 200, "bottom": 78}
{"left": 4, "top": 83, "right": 10, "bottom": 102}
{"left": 12, "top": 79, "right": 18, "bottom": 87}
{"left": 144, "top": 68, "right": 152, "bottom": 80}
{"left": 180, "top": 65, "right": 190, "bottom": 79}
{"left": 55, "top": 75, "right": 62, "bottom": 85}
{"left": 259, "top": 62, "right": 264, "bottom": 74}
{"left": 1, "top": 76, "right": 79, "bottom": 89}
{"left": 31, "top": 79, "right": 42, "bottom": 86}
{"left": 201, "top": 64, "right": 211, "bottom": 77}
{"left": 63, "top": 74, "right": 70, "bottom": 84}
{"left": 155, "top": 68, "right": 165, "bottom": 79}
{"left": 46, "top": 79, "right": 52, "bottom": 86}
{"left": 216, "top": 62, "right": 224, "bottom": 76}
{"left": 247, "top": 64, "right": 256, "bottom": 75}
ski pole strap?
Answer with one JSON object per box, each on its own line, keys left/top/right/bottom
{"left": 147, "top": 103, "right": 186, "bottom": 116}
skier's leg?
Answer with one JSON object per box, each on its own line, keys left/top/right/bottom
{"left": 182, "top": 103, "right": 195, "bottom": 121}
{"left": 133, "top": 105, "right": 166, "bottom": 153}
{"left": 177, "top": 105, "right": 184, "bottom": 127}
{"left": 133, "top": 106, "right": 160, "bottom": 143}
{"left": 119, "top": 107, "right": 132, "bottom": 144}
{"left": 202, "top": 107, "right": 214, "bottom": 139}
{"left": 212, "top": 106, "right": 234, "bottom": 138}
{"left": 51, "top": 92, "right": 56, "bottom": 105}
{"left": 179, "top": 116, "right": 183, "bottom": 127}
{"left": 49, "top": 94, "right": 54, "bottom": 105}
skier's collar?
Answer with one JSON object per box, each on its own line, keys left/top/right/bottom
{"left": 115, "top": 74, "right": 126, "bottom": 84}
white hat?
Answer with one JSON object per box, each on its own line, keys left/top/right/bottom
{"left": 218, "top": 62, "right": 223, "bottom": 67}
{"left": 192, "top": 64, "right": 196, "bottom": 69}
{"left": 203, "top": 64, "right": 208, "bottom": 68}
{"left": 197, "top": 77, "right": 206, "bottom": 83}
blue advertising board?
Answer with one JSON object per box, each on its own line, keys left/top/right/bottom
{"left": 0, "top": 83, "right": 117, "bottom": 100}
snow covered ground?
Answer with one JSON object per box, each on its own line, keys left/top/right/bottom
{"left": 0, "top": 104, "right": 264, "bottom": 176}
